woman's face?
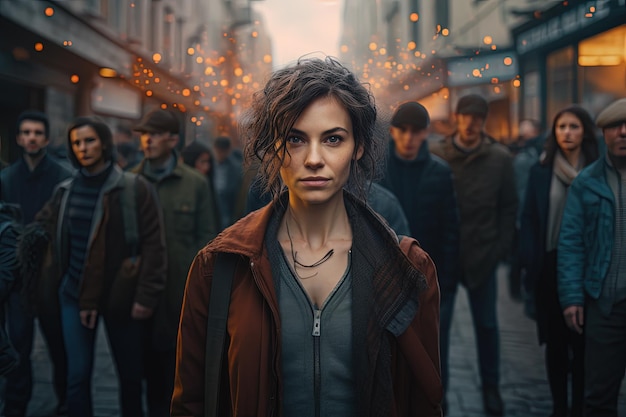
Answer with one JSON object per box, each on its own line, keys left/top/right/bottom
{"left": 194, "top": 152, "right": 211, "bottom": 176}
{"left": 70, "top": 125, "right": 106, "bottom": 173}
{"left": 279, "top": 96, "right": 363, "bottom": 207}
{"left": 555, "top": 112, "right": 584, "bottom": 153}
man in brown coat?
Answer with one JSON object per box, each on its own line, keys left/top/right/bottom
{"left": 430, "top": 94, "right": 517, "bottom": 416}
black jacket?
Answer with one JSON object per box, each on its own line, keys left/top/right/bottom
{"left": 380, "top": 141, "right": 460, "bottom": 292}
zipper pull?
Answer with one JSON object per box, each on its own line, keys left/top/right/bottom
{"left": 312, "top": 309, "right": 321, "bottom": 336}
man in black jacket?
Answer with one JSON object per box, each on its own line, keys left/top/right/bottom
{"left": 0, "top": 111, "right": 72, "bottom": 416}
{"left": 379, "top": 101, "right": 460, "bottom": 409}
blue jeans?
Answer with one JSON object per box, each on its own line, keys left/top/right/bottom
{"left": 60, "top": 292, "right": 146, "bottom": 417}
{"left": 60, "top": 292, "right": 96, "bottom": 417}
{"left": 468, "top": 271, "right": 500, "bottom": 387}
{"left": 4, "top": 289, "right": 35, "bottom": 416}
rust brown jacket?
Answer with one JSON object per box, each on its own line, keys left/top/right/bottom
{"left": 172, "top": 192, "right": 442, "bottom": 417}
{"left": 35, "top": 166, "right": 167, "bottom": 317}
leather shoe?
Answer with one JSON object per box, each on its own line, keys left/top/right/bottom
{"left": 482, "top": 385, "right": 504, "bottom": 416}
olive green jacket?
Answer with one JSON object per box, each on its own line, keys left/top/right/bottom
{"left": 133, "top": 154, "right": 218, "bottom": 349}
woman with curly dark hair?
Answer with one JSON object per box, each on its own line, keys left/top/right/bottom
{"left": 520, "top": 105, "right": 599, "bottom": 417}
{"left": 172, "top": 56, "right": 443, "bottom": 416}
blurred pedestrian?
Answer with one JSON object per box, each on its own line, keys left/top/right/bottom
{"left": 212, "top": 135, "right": 243, "bottom": 230}
{"left": 33, "top": 116, "right": 166, "bottom": 417}
{"left": 558, "top": 98, "right": 626, "bottom": 417}
{"left": 430, "top": 94, "right": 517, "bottom": 416}
{"left": 133, "top": 109, "right": 217, "bottom": 417}
{"left": 520, "top": 106, "right": 599, "bottom": 417}
{"left": 508, "top": 119, "right": 544, "bottom": 301}
{"left": 172, "top": 56, "right": 442, "bottom": 416}
{"left": 0, "top": 110, "right": 72, "bottom": 417}
{"left": 180, "top": 140, "right": 221, "bottom": 234}
{"left": 379, "top": 101, "right": 459, "bottom": 410}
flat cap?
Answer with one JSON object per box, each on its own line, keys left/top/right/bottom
{"left": 391, "top": 102, "right": 430, "bottom": 129}
{"left": 596, "top": 98, "right": 626, "bottom": 128}
{"left": 456, "top": 94, "right": 488, "bottom": 117}
{"left": 134, "top": 109, "right": 180, "bottom": 134}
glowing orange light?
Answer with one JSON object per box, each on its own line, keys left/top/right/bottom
{"left": 483, "top": 36, "right": 493, "bottom": 45}
{"left": 44, "top": 7, "right": 54, "bottom": 17}
{"left": 146, "top": 90, "right": 153, "bottom": 97}
{"left": 161, "top": 104, "right": 167, "bottom": 109}
{"left": 590, "top": 6, "right": 596, "bottom": 12}
{"left": 194, "top": 100, "right": 200, "bottom": 106}
{"left": 220, "top": 80, "right": 228, "bottom": 87}
{"left": 379, "top": 48, "right": 387, "bottom": 56}
{"left": 263, "top": 55, "right": 272, "bottom": 64}
{"left": 196, "top": 57, "right": 203, "bottom": 64}
{"left": 154, "top": 77, "right": 160, "bottom": 83}
{"left": 442, "top": 28, "right": 450, "bottom": 36}
{"left": 408, "top": 41, "right": 416, "bottom": 50}
{"left": 494, "top": 86, "right": 501, "bottom": 94}
{"left": 403, "top": 85, "right": 409, "bottom": 91}
{"left": 409, "top": 13, "right": 419, "bottom": 22}
{"left": 234, "top": 68, "right": 243, "bottom": 77}
{"left": 191, "top": 116, "right": 197, "bottom": 123}
{"left": 491, "top": 77, "right": 499, "bottom": 84}
{"left": 251, "top": 31, "right": 258, "bottom": 38}
{"left": 242, "top": 75, "right": 251, "bottom": 83}
{"left": 513, "top": 80, "right": 521, "bottom": 87}
{"left": 187, "top": 47, "right": 195, "bottom": 55}
{"left": 503, "top": 57, "right": 513, "bottom": 66}
{"left": 369, "top": 42, "right": 377, "bottom": 51}
{"left": 152, "top": 53, "right": 162, "bottom": 63}
{"left": 70, "top": 74, "right": 80, "bottom": 83}
{"left": 472, "top": 69, "right": 481, "bottom": 77}
{"left": 34, "top": 42, "right": 44, "bottom": 52}
{"left": 193, "top": 85, "right": 200, "bottom": 92}
{"left": 340, "top": 45, "right": 349, "bottom": 53}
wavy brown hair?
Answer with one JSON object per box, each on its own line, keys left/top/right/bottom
{"left": 241, "top": 56, "right": 383, "bottom": 203}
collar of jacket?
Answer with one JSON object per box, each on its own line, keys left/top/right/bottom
{"left": 387, "top": 140, "right": 431, "bottom": 165}
{"left": 134, "top": 150, "right": 185, "bottom": 182}
{"left": 440, "top": 132, "right": 496, "bottom": 159}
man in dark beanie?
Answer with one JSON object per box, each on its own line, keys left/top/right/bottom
{"left": 558, "top": 97, "right": 626, "bottom": 417}
{"left": 430, "top": 94, "right": 517, "bottom": 416}
{"left": 380, "top": 101, "right": 460, "bottom": 411}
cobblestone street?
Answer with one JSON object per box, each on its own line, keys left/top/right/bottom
{"left": 18, "top": 264, "right": 626, "bottom": 416}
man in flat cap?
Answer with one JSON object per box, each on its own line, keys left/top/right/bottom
{"left": 379, "top": 101, "right": 459, "bottom": 411}
{"left": 430, "top": 94, "right": 517, "bottom": 416}
{"left": 132, "top": 109, "right": 218, "bottom": 417}
{"left": 558, "top": 98, "right": 626, "bottom": 417}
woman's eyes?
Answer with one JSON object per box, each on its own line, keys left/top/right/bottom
{"left": 286, "top": 134, "right": 344, "bottom": 145}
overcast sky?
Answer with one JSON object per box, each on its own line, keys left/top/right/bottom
{"left": 253, "top": 0, "right": 343, "bottom": 69}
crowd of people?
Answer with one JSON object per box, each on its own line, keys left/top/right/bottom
{"left": 0, "top": 55, "right": 625, "bottom": 417}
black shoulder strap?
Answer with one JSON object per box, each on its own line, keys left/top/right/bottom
{"left": 120, "top": 172, "right": 139, "bottom": 256}
{"left": 204, "top": 252, "right": 238, "bottom": 417}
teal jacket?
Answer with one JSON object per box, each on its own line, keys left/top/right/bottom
{"left": 558, "top": 156, "right": 615, "bottom": 308}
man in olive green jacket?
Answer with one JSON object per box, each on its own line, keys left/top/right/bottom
{"left": 133, "top": 109, "right": 218, "bottom": 417}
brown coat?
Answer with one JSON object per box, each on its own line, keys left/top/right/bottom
{"left": 35, "top": 166, "right": 167, "bottom": 316}
{"left": 172, "top": 193, "right": 442, "bottom": 417}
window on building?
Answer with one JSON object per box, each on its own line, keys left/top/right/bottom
{"left": 127, "top": 0, "right": 143, "bottom": 43}
{"left": 163, "top": 7, "right": 175, "bottom": 65}
{"left": 546, "top": 46, "right": 574, "bottom": 124}
{"left": 577, "top": 24, "right": 626, "bottom": 118}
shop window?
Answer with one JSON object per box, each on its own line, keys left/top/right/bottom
{"left": 523, "top": 71, "right": 541, "bottom": 122}
{"left": 578, "top": 25, "right": 626, "bottom": 118}
{"left": 546, "top": 46, "right": 574, "bottom": 124}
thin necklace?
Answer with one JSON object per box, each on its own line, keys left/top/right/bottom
{"left": 285, "top": 214, "right": 334, "bottom": 279}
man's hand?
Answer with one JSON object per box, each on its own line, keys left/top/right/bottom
{"left": 80, "top": 309, "right": 98, "bottom": 329}
{"left": 563, "top": 305, "right": 584, "bottom": 334}
{"left": 131, "top": 302, "right": 154, "bottom": 320}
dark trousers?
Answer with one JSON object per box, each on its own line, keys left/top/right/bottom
{"left": 37, "top": 300, "right": 68, "bottom": 411}
{"left": 584, "top": 298, "right": 626, "bottom": 417}
{"left": 440, "top": 287, "right": 456, "bottom": 393}
{"left": 3, "top": 290, "right": 34, "bottom": 416}
{"left": 540, "top": 251, "right": 584, "bottom": 417}
{"left": 143, "top": 323, "right": 176, "bottom": 417}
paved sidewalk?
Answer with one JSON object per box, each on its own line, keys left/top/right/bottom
{"left": 20, "top": 264, "right": 626, "bottom": 416}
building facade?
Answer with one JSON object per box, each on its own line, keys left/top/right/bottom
{"left": 0, "top": 0, "right": 269, "bottom": 162}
